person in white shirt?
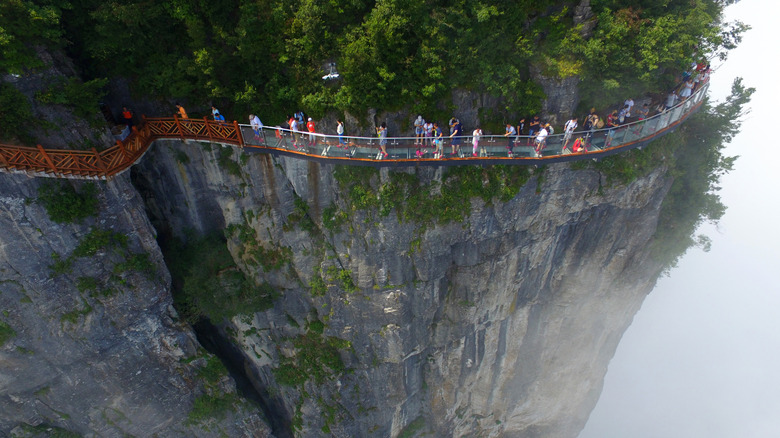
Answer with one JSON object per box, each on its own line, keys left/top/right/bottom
{"left": 249, "top": 114, "right": 263, "bottom": 141}
{"left": 624, "top": 98, "right": 634, "bottom": 117}
{"left": 504, "top": 123, "right": 517, "bottom": 155}
{"left": 562, "top": 117, "right": 578, "bottom": 152}
{"left": 337, "top": 120, "right": 346, "bottom": 148}
{"left": 472, "top": 128, "right": 482, "bottom": 157}
{"left": 535, "top": 125, "right": 549, "bottom": 157}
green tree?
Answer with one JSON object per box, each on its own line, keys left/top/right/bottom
{"left": 0, "top": 0, "right": 66, "bottom": 74}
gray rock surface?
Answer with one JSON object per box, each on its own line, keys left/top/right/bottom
{"left": 131, "top": 140, "right": 673, "bottom": 437}
{"left": 0, "top": 173, "right": 272, "bottom": 437}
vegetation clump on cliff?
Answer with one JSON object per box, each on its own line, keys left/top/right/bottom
{"left": 0, "top": 320, "right": 15, "bottom": 347}
{"left": 333, "top": 165, "right": 533, "bottom": 227}
{"left": 36, "top": 181, "right": 99, "bottom": 224}
{"left": 163, "top": 233, "right": 279, "bottom": 323}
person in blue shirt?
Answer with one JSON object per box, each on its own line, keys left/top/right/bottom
{"left": 449, "top": 121, "right": 463, "bottom": 156}
{"left": 433, "top": 122, "right": 444, "bottom": 159}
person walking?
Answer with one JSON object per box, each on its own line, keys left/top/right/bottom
{"left": 562, "top": 117, "right": 578, "bottom": 152}
{"left": 504, "top": 123, "right": 517, "bottom": 156}
{"left": 472, "top": 127, "right": 482, "bottom": 157}
{"left": 534, "top": 125, "right": 549, "bottom": 157}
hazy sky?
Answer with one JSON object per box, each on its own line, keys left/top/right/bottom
{"left": 579, "top": 1, "right": 780, "bottom": 436}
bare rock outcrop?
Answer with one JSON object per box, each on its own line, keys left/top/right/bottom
{"left": 0, "top": 173, "right": 272, "bottom": 437}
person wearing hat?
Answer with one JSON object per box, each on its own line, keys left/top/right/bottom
{"left": 414, "top": 115, "right": 425, "bottom": 145}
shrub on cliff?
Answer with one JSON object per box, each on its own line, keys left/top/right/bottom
{"left": 36, "top": 181, "right": 99, "bottom": 224}
{"left": 0, "top": 320, "right": 16, "bottom": 347}
{"left": 163, "top": 232, "right": 279, "bottom": 323}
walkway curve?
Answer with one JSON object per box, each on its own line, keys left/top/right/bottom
{"left": 0, "top": 83, "right": 707, "bottom": 180}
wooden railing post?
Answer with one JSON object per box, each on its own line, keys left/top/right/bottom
{"left": 174, "top": 115, "right": 184, "bottom": 140}
{"left": 205, "top": 117, "right": 214, "bottom": 142}
{"left": 37, "top": 145, "right": 58, "bottom": 174}
{"left": 116, "top": 140, "right": 127, "bottom": 158}
{"left": 234, "top": 120, "right": 244, "bottom": 148}
{"left": 92, "top": 147, "right": 108, "bottom": 176}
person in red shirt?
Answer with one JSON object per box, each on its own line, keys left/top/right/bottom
{"left": 122, "top": 106, "right": 133, "bottom": 127}
{"left": 307, "top": 117, "right": 317, "bottom": 146}
{"left": 572, "top": 137, "right": 587, "bottom": 153}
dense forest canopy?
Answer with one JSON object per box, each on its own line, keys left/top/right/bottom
{"left": 1, "top": 0, "right": 744, "bottom": 125}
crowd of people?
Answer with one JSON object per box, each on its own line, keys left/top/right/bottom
{"left": 166, "top": 61, "right": 710, "bottom": 160}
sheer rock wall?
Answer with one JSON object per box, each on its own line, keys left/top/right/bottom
{"left": 0, "top": 174, "right": 271, "bottom": 437}
{"left": 132, "top": 140, "right": 672, "bottom": 437}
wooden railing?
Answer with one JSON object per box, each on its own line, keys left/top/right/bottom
{"left": 0, "top": 83, "right": 708, "bottom": 180}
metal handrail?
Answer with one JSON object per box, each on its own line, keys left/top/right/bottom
{"left": 0, "top": 82, "right": 708, "bottom": 179}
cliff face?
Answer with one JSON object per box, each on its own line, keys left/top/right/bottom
{"left": 129, "top": 140, "right": 672, "bottom": 437}
{"left": 0, "top": 174, "right": 271, "bottom": 437}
